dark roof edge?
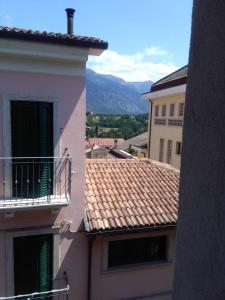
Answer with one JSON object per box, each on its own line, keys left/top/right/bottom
{"left": 85, "top": 223, "right": 176, "bottom": 236}
{"left": 150, "top": 76, "right": 187, "bottom": 92}
{"left": 0, "top": 28, "right": 108, "bottom": 50}
{"left": 152, "top": 65, "right": 188, "bottom": 87}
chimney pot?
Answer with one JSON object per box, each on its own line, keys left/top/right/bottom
{"left": 65, "top": 8, "right": 75, "bottom": 35}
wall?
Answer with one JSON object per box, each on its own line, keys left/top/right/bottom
{"left": 172, "top": 1, "right": 225, "bottom": 299}
{"left": 150, "top": 93, "right": 185, "bottom": 169}
{"left": 0, "top": 69, "right": 87, "bottom": 299}
{"left": 90, "top": 229, "right": 176, "bottom": 300}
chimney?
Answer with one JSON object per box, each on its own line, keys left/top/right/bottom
{"left": 65, "top": 8, "right": 75, "bottom": 35}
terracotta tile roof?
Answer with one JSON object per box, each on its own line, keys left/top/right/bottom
{"left": 85, "top": 159, "right": 179, "bottom": 233}
{"left": 85, "top": 138, "right": 124, "bottom": 149}
{"left": 0, "top": 26, "right": 108, "bottom": 50}
{"left": 151, "top": 65, "right": 188, "bottom": 92}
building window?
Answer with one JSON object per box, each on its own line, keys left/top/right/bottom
{"left": 169, "top": 104, "right": 175, "bottom": 116}
{"left": 178, "top": 103, "right": 185, "bottom": 116}
{"left": 14, "top": 234, "right": 53, "bottom": 295}
{"left": 159, "top": 138, "right": 164, "bottom": 162}
{"left": 176, "top": 142, "right": 182, "bottom": 155}
{"left": 108, "top": 236, "right": 167, "bottom": 268}
{"left": 168, "top": 119, "right": 183, "bottom": 126}
{"left": 155, "top": 105, "right": 159, "bottom": 117}
{"left": 162, "top": 105, "right": 167, "bottom": 117}
{"left": 167, "top": 140, "right": 172, "bottom": 164}
{"left": 154, "top": 119, "right": 166, "bottom": 125}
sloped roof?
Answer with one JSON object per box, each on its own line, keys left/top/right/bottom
{"left": 85, "top": 138, "right": 124, "bottom": 149}
{"left": 115, "top": 132, "right": 148, "bottom": 151}
{"left": 0, "top": 26, "right": 108, "bottom": 49}
{"left": 151, "top": 65, "right": 188, "bottom": 92}
{"left": 85, "top": 159, "right": 179, "bottom": 233}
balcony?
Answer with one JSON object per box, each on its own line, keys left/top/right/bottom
{"left": 0, "top": 157, "right": 71, "bottom": 211}
{"left": 0, "top": 285, "right": 69, "bottom": 299}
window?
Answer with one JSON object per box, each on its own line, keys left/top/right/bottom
{"left": 11, "top": 101, "right": 53, "bottom": 198}
{"left": 168, "top": 119, "right": 183, "bottom": 126}
{"left": 159, "top": 138, "right": 164, "bottom": 162}
{"left": 154, "top": 119, "right": 166, "bottom": 125}
{"left": 108, "top": 236, "right": 167, "bottom": 268}
{"left": 176, "top": 142, "right": 182, "bottom": 155}
{"left": 167, "top": 140, "right": 172, "bottom": 164}
{"left": 178, "top": 103, "right": 185, "bottom": 116}
{"left": 155, "top": 105, "right": 159, "bottom": 117}
{"left": 162, "top": 105, "right": 167, "bottom": 117}
{"left": 14, "top": 234, "right": 53, "bottom": 295}
{"left": 169, "top": 104, "right": 175, "bottom": 116}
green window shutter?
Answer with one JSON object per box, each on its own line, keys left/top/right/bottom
{"left": 38, "top": 103, "right": 53, "bottom": 198}
{"left": 14, "top": 234, "right": 53, "bottom": 296}
{"left": 39, "top": 235, "right": 53, "bottom": 293}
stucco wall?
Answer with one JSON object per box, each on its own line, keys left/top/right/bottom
{"left": 172, "top": 1, "right": 225, "bottom": 299}
{"left": 150, "top": 93, "right": 184, "bottom": 169}
{"left": 0, "top": 69, "right": 87, "bottom": 299}
{"left": 90, "top": 229, "right": 176, "bottom": 300}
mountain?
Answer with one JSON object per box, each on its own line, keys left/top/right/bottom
{"left": 86, "top": 69, "right": 152, "bottom": 115}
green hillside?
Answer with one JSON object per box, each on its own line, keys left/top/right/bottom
{"left": 86, "top": 113, "right": 148, "bottom": 140}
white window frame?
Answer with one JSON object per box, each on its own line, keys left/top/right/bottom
{"left": 6, "top": 228, "right": 60, "bottom": 296}
{"left": 102, "top": 231, "right": 174, "bottom": 272}
{"left": 159, "top": 138, "right": 164, "bottom": 162}
{"left": 155, "top": 105, "right": 159, "bottom": 117}
{"left": 167, "top": 140, "right": 173, "bottom": 164}
{"left": 169, "top": 103, "right": 175, "bottom": 116}
{"left": 2, "top": 93, "right": 60, "bottom": 198}
{"left": 161, "top": 105, "right": 167, "bottom": 117}
{"left": 178, "top": 102, "right": 185, "bottom": 117}
{"left": 176, "top": 141, "right": 182, "bottom": 155}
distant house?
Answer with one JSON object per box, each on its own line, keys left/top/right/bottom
{"left": 85, "top": 159, "right": 179, "bottom": 300}
{"left": 85, "top": 137, "right": 124, "bottom": 149}
{"left": 143, "top": 66, "right": 187, "bottom": 169}
{"left": 85, "top": 138, "right": 125, "bottom": 159}
{"left": 115, "top": 131, "right": 149, "bottom": 158}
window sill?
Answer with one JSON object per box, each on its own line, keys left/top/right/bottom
{"left": 102, "top": 260, "right": 173, "bottom": 274}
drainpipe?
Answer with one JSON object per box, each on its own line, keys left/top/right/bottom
{"left": 147, "top": 99, "right": 152, "bottom": 158}
{"left": 87, "top": 236, "right": 94, "bottom": 300}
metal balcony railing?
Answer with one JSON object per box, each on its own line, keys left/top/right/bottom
{"left": 0, "top": 285, "right": 69, "bottom": 300}
{"left": 0, "top": 157, "right": 72, "bottom": 210}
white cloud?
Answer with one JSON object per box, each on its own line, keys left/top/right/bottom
{"left": 144, "top": 46, "right": 168, "bottom": 57}
{"left": 87, "top": 48, "right": 178, "bottom": 82}
{"left": 4, "top": 14, "right": 12, "bottom": 27}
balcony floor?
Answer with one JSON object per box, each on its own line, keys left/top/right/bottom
{"left": 0, "top": 195, "right": 69, "bottom": 211}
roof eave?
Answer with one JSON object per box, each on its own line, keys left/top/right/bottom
{"left": 85, "top": 223, "right": 177, "bottom": 236}
{"left": 0, "top": 31, "right": 108, "bottom": 51}
{"left": 151, "top": 76, "right": 187, "bottom": 92}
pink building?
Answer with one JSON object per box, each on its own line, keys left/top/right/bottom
{"left": 0, "top": 9, "right": 107, "bottom": 299}
{"left": 85, "top": 159, "right": 179, "bottom": 300}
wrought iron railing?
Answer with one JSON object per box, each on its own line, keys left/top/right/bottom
{"left": 0, "top": 285, "right": 69, "bottom": 300}
{"left": 0, "top": 157, "right": 71, "bottom": 209}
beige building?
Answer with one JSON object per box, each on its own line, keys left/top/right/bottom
{"left": 143, "top": 66, "right": 187, "bottom": 169}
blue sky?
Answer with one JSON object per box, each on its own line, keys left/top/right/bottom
{"left": 0, "top": 0, "right": 193, "bottom": 82}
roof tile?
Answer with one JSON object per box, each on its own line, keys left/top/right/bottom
{"left": 85, "top": 159, "right": 179, "bottom": 233}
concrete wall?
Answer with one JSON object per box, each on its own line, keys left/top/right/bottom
{"left": 172, "top": 1, "right": 225, "bottom": 299}
{"left": 150, "top": 93, "right": 184, "bottom": 169}
{"left": 90, "top": 229, "right": 176, "bottom": 300}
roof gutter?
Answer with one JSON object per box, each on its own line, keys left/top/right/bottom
{"left": 85, "top": 223, "right": 176, "bottom": 237}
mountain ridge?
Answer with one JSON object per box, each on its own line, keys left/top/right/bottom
{"left": 86, "top": 69, "right": 152, "bottom": 115}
